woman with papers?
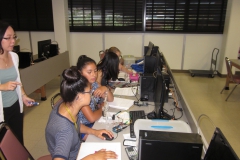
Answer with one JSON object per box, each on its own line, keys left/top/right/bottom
{"left": 77, "top": 55, "right": 114, "bottom": 140}
{"left": 45, "top": 66, "right": 117, "bottom": 160}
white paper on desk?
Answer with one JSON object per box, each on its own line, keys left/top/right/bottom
{"left": 113, "top": 87, "right": 137, "bottom": 96}
{"left": 98, "top": 112, "right": 130, "bottom": 124}
{"left": 123, "top": 133, "right": 136, "bottom": 141}
{"left": 108, "top": 97, "right": 134, "bottom": 110}
{"left": 77, "top": 142, "right": 121, "bottom": 160}
{"left": 118, "top": 71, "right": 126, "bottom": 78}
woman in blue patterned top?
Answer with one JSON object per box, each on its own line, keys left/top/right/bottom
{"left": 77, "top": 55, "right": 114, "bottom": 140}
{"left": 45, "top": 66, "right": 117, "bottom": 160}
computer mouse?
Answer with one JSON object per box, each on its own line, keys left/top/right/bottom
{"left": 118, "top": 78, "right": 125, "bottom": 81}
{"left": 102, "top": 133, "right": 114, "bottom": 141}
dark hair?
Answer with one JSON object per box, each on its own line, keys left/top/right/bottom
{"left": 0, "top": 21, "right": 11, "bottom": 54}
{"left": 97, "top": 51, "right": 119, "bottom": 82}
{"left": 76, "top": 55, "right": 96, "bottom": 72}
{"left": 60, "top": 66, "right": 88, "bottom": 103}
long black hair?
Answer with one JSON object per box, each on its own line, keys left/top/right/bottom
{"left": 76, "top": 55, "right": 96, "bottom": 72}
{"left": 0, "top": 21, "right": 11, "bottom": 54}
{"left": 60, "top": 66, "right": 88, "bottom": 103}
{"left": 97, "top": 51, "right": 119, "bottom": 83}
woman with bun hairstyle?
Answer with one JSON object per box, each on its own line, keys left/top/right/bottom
{"left": 45, "top": 66, "right": 117, "bottom": 160}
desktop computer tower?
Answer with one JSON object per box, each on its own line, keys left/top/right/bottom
{"left": 49, "top": 44, "right": 59, "bottom": 57}
{"left": 138, "top": 130, "right": 203, "bottom": 160}
{"left": 144, "top": 56, "right": 158, "bottom": 74}
{"left": 17, "top": 52, "right": 33, "bottom": 68}
{"left": 140, "top": 73, "right": 156, "bottom": 102}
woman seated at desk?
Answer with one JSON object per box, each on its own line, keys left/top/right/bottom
{"left": 97, "top": 51, "right": 120, "bottom": 87}
{"left": 77, "top": 55, "right": 114, "bottom": 140}
{"left": 45, "top": 66, "right": 117, "bottom": 160}
{"left": 99, "top": 47, "right": 133, "bottom": 75}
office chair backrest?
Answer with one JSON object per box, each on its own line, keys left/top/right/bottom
{"left": 225, "top": 57, "right": 235, "bottom": 82}
{"left": 51, "top": 93, "right": 62, "bottom": 109}
{"left": 0, "top": 123, "right": 34, "bottom": 160}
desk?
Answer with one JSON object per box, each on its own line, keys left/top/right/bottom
{"left": 224, "top": 59, "right": 240, "bottom": 89}
{"left": 84, "top": 94, "right": 189, "bottom": 159}
{"left": 19, "top": 51, "right": 70, "bottom": 98}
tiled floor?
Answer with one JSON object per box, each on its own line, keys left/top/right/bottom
{"left": 173, "top": 73, "right": 240, "bottom": 158}
{"left": 23, "top": 73, "right": 240, "bottom": 159}
{"left": 23, "top": 76, "right": 61, "bottom": 159}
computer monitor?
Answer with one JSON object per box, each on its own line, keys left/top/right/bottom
{"left": 154, "top": 73, "right": 173, "bottom": 119}
{"left": 145, "top": 41, "right": 154, "bottom": 56}
{"left": 152, "top": 50, "right": 162, "bottom": 73}
{"left": 204, "top": 127, "right": 239, "bottom": 160}
{"left": 144, "top": 42, "right": 159, "bottom": 74}
{"left": 38, "top": 39, "right": 51, "bottom": 58}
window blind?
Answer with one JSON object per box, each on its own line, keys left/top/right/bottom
{"left": 68, "top": 0, "right": 143, "bottom": 32}
{"left": 69, "top": 0, "right": 227, "bottom": 33}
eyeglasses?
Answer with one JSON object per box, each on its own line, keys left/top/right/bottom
{"left": 3, "top": 35, "right": 18, "bottom": 41}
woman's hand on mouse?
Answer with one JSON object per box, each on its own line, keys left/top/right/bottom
{"left": 94, "top": 129, "right": 114, "bottom": 140}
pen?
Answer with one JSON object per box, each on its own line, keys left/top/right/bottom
{"left": 115, "top": 111, "right": 121, "bottom": 115}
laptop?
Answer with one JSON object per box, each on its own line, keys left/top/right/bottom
{"left": 125, "top": 127, "right": 239, "bottom": 160}
{"left": 204, "top": 127, "right": 239, "bottom": 160}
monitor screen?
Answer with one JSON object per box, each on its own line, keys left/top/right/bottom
{"left": 38, "top": 39, "right": 51, "bottom": 58}
{"left": 143, "top": 42, "right": 159, "bottom": 74}
{"left": 154, "top": 73, "right": 165, "bottom": 118}
{"left": 154, "top": 73, "right": 172, "bottom": 119}
{"left": 204, "top": 127, "right": 239, "bottom": 160}
{"left": 152, "top": 50, "right": 162, "bottom": 73}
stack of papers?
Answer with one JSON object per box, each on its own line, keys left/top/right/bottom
{"left": 108, "top": 97, "right": 134, "bottom": 110}
{"left": 113, "top": 87, "right": 137, "bottom": 96}
{"left": 98, "top": 112, "right": 130, "bottom": 124}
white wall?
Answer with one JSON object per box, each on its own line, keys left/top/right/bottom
{"left": 69, "top": 33, "right": 222, "bottom": 70}
{"left": 14, "top": 31, "right": 223, "bottom": 70}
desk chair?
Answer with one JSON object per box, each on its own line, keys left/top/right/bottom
{"left": 0, "top": 122, "right": 52, "bottom": 160}
{"left": 0, "top": 123, "right": 34, "bottom": 160}
{"left": 51, "top": 93, "right": 62, "bottom": 109}
{"left": 220, "top": 57, "right": 240, "bottom": 101}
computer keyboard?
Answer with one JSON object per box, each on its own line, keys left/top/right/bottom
{"left": 129, "top": 110, "right": 146, "bottom": 138}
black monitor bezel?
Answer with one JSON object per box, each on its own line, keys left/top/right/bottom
{"left": 145, "top": 41, "right": 154, "bottom": 56}
{"left": 154, "top": 73, "right": 165, "bottom": 118}
{"left": 204, "top": 127, "right": 239, "bottom": 160}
